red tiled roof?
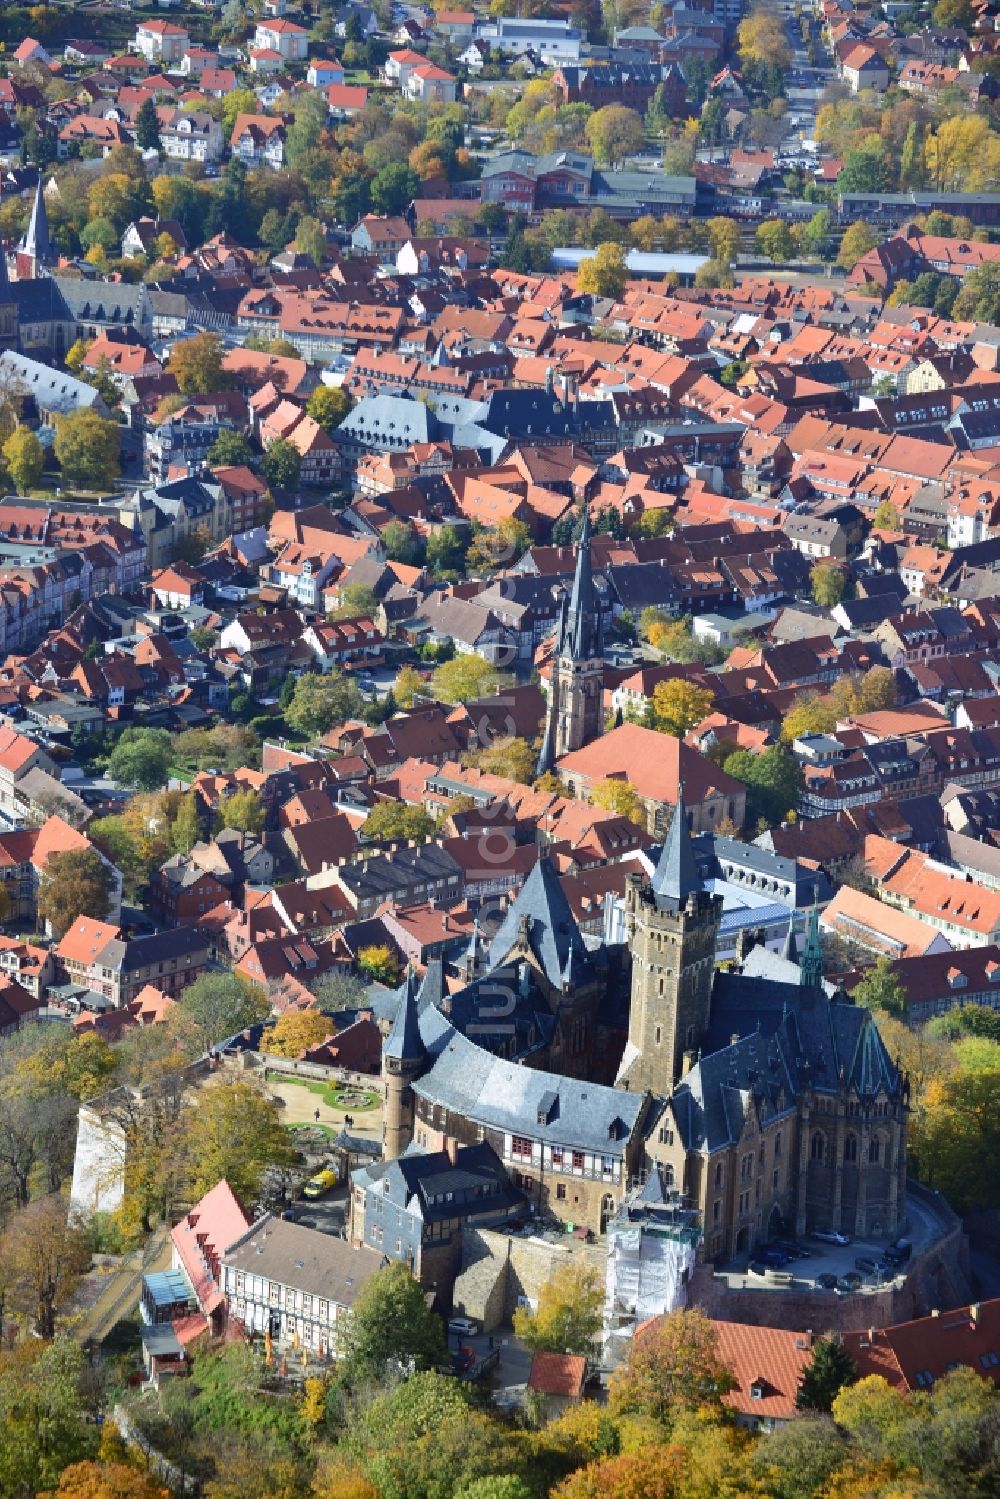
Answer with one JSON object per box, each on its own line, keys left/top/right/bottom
{"left": 528, "top": 1351, "right": 587, "bottom": 1397}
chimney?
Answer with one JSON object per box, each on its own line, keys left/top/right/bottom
{"left": 681, "top": 1049, "right": 694, "bottom": 1077}
{"left": 730, "top": 1033, "right": 740, "bottom": 1047}
{"left": 971, "top": 1302, "right": 981, "bottom": 1326}
{"left": 445, "top": 1136, "right": 458, "bottom": 1166}
{"left": 931, "top": 1308, "right": 940, "bottom": 1318}
{"left": 868, "top": 1327, "right": 877, "bottom": 1344}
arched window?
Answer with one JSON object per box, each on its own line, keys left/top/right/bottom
{"left": 844, "top": 1135, "right": 858, "bottom": 1163}
{"left": 714, "top": 1162, "right": 723, "bottom": 1188}
{"left": 810, "top": 1132, "right": 826, "bottom": 1163}
{"left": 869, "top": 1136, "right": 881, "bottom": 1164}
{"left": 664, "top": 1164, "right": 675, "bottom": 1186}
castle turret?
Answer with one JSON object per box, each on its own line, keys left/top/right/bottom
{"left": 381, "top": 967, "right": 425, "bottom": 1160}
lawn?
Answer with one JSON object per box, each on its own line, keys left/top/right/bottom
{"left": 267, "top": 1072, "right": 380, "bottom": 1111}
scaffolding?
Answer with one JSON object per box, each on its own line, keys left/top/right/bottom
{"left": 603, "top": 1168, "right": 701, "bottom": 1365}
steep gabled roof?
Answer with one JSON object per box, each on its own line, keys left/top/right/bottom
{"left": 485, "top": 856, "right": 590, "bottom": 988}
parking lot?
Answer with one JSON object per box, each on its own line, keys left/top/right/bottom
{"left": 716, "top": 1232, "right": 916, "bottom": 1295}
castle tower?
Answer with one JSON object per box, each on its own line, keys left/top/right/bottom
{"left": 381, "top": 967, "right": 425, "bottom": 1160}
{"left": 16, "top": 179, "right": 53, "bottom": 281}
{"left": 618, "top": 789, "right": 723, "bottom": 1096}
{"left": 536, "top": 508, "right": 604, "bottom": 776}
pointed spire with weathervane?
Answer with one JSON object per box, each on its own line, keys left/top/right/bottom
{"left": 799, "top": 888, "right": 824, "bottom": 990}
{"left": 17, "top": 177, "right": 52, "bottom": 280}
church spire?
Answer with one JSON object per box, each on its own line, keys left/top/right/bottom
{"left": 650, "top": 783, "right": 700, "bottom": 910}
{"left": 18, "top": 178, "right": 52, "bottom": 278}
{"left": 799, "top": 891, "right": 823, "bottom": 989}
{"left": 560, "top": 505, "right": 600, "bottom": 661}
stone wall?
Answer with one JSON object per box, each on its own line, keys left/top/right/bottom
{"left": 452, "top": 1225, "right": 606, "bottom": 1331}
{"left": 689, "top": 1208, "right": 970, "bottom": 1334}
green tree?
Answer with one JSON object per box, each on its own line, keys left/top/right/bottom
{"left": 755, "top": 217, "right": 795, "bottom": 263}
{"left": 0, "top": 1339, "right": 98, "bottom": 1493}
{"left": 284, "top": 672, "right": 364, "bottom": 738}
{"left": 811, "top": 563, "right": 845, "bottom": 610}
{"left": 37, "top": 847, "right": 114, "bottom": 937}
{"left": 106, "top": 728, "right": 172, "bottom": 791}
{"left": 469, "top": 738, "right": 537, "bottom": 784}
{"left": 837, "top": 141, "right": 890, "bottom": 194}
{"left": 342, "top": 1262, "right": 447, "bottom": 1381}
{"left": 170, "top": 793, "right": 202, "bottom": 855}
{"left": 466, "top": 517, "right": 532, "bottom": 574}
{"left": 307, "top": 384, "right": 351, "bottom": 432}
{"left": 362, "top": 802, "right": 435, "bottom": 844}
{"left": 208, "top": 430, "right": 253, "bottom": 468}
{"left": 171, "top": 971, "right": 270, "bottom": 1056}
{"left": 261, "top": 438, "right": 302, "bottom": 491}
{"left": 802, "top": 208, "right": 834, "bottom": 261}
{"left": 933, "top": 0, "right": 974, "bottom": 25}
{"left": 851, "top": 957, "right": 908, "bottom": 1019}
{"left": 431, "top": 653, "right": 508, "bottom": 703}
{"left": 371, "top": 163, "right": 419, "bottom": 216}
{"left": 3, "top": 427, "right": 44, "bottom": 494}
{"left": 796, "top": 1336, "right": 858, "bottom": 1412}
{"left": 382, "top": 520, "right": 424, "bottom": 566}
{"left": 329, "top": 583, "right": 380, "bottom": 620}
{"left": 837, "top": 220, "right": 879, "bottom": 271}
{"left": 953, "top": 261, "right": 1000, "bottom": 324}
{"left": 134, "top": 97, "right": 161, "bottom": 152}
{"left": 394, "top": 665, "right": 425, "bottom": 708}
{"left": 513, "top": 1263, "right": 603, "bottom": 1355}
{"left": 425, "top": 523, "right": 466, "bottom": 577}
{"left": 168, "top": 332, "right": 229, "bottom": 396}
{"left": 53, "top": 409, "right": 120, "bottom": 489}
{"left": 723, "top": 744, "right": 801, "bottom": 828}
{"left": 873, "top": 498, "right": 901, "bottom": 530}
{"left": 577, "top": 242, "right": 629, "bottom": 299}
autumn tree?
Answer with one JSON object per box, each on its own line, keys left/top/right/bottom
{"left": 609, "top": 1308, "right": 735, "bottom": 1421}
{"left": 467, "top": 737, "right": 537, "bottom": 784}
{"left": 585, "top": 106, "right": 644, "bottom": 167}
{"left": 577, "top": 242, "right": 629, "bottom": 300}
{"left": 357, "top": 945, "right": 399, "bottom": 985}
{"left": 266, "top": 1010, "right": 333, "bottom": 1059}
{"left": 37, "top": 848, "right": 114, "bottom": 937}
{"left": 431, "top": 653, "right": 508, "bottom": 704}
{"left": 3, "top": 427, "right": 44, "bottom": 494}
{"left": 513, "top": 1263, "right": 604, "bottom": 1355}
{"left": 590, "top": 778, "right": 646, "bottom": 826}
{"left": 53, "top": 410, "right": 120, "bottom": 489}
{"left": 361, "top": 802, "right": 435, "bottom": 844}
{"left": 179, "top": 1076, "right": 294, "bottom": 1207}
{"left": 4, "top": 1195, "right": 90, "bottom": 1338}
{"left": 706, "top": 216, "right": 741, "bottom": 267}
{"left": 811, "top": 563, "right": 846, "bottom": 610}
{"left": 738, "top": 6, "right": 792, "bottom": 69}
{"left": 873, "top": 499, "right": 901, "bottom": 531}
{"left": 394, "top": 665, "right": 425, "bottom": 708}
{"left": 837, "top": 221, "right": 879, "bottom": 271}
{"left": 217, "top": 789, "right": 265, "bottom": 839}
{"left": 465, "top": 516, "right": 532, "bottom": 573}
{"left": 649, "top": 679, "right": 714, "bottom": 737}
{"left": 307, "top": 384, "right": 351, "bottom": 432}
{"left": 39, "top": 1460, "right": 171, "bottom": 1499}
{"left": 755, "top": 218, "right": 795, "bottom": 264}
{"left": 284, "top": 671, "right": 364, "bottom": 739}
{"left": 168, "top": 332, "right": 229, "bottom": 396}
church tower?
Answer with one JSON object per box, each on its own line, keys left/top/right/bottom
{"left": 16, "top": 179, "right": 53, "bottom": 281}
{"left": 381, "top": 968, "right": 425, "bottom": 1160}
{"left": 618, "top": 789, "right": 723, "bottom": 1096}
{"left": 799, "top": 895, "right": 823, "bottom": 989}
{"left": 536, "top": 509, "right": 604, "bottom": 776}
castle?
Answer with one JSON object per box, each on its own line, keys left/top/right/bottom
{"left": 379, "top": 523, "right": 909, "bottom": 1256}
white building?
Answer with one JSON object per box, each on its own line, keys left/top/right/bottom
{"left": 473, "top": 18, "right": 582, "bottom": 62}
{"left": 160, "top": 111, "right": 224, "bottom": 164}
{"left": 252, "top": 19, "right": 309, "bottom": 61}
{"left": 132, "top": 20, "right": 191, "bottom": 64}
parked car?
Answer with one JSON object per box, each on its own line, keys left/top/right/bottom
{"left": 302, "top": 1167, "right": 339, "bottom": 1199}
{"left": 816, "top": 1272, "right": 839, "bottom": 1290}
{"left": 839, "top": 1272, "right": 862, "bottom": 1291}
{"left": 771, "top": 1238, "right": 811, "bottom": 1259}
{"left": 855, "top": 1256, "right": 891, "bottom": 1277}
{"left": 885, "top": 1239, "right": 912, "bottom": 1266}
{"left": 757, "top": 1247, "right": 791, "bottom": 1268}
{"left": 812, "top": 1228, "right": 851, "bottom": 1245}
{"left": 447, "top": 1316, "right": 479, "bottom": 1338}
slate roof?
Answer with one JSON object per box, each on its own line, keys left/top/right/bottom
{"left": 383, "top": 965, "right": 424, "bottom": 1064}
{"left": 352, "top": 1140, "right": 523, "bottom": 1225}
{"left": 486, "top": 856, "right": 592, "bottom": 988}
